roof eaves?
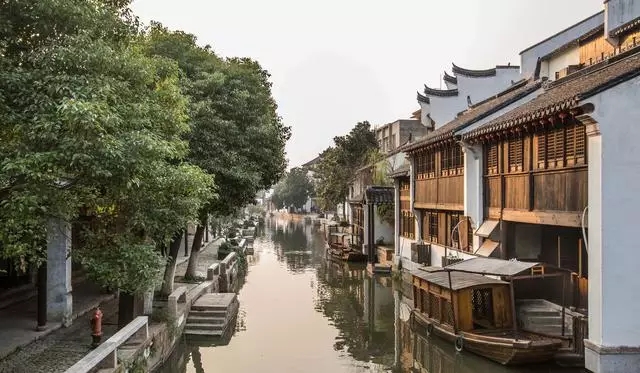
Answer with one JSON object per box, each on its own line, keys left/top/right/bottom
{"left": 609, "top": 16, "right": 640, "bottom": 37}
{"left": 417, "top": 92, "right": 430, "bottom": 104}
{"left": 519, "top": 11, "right": 604, "bottom": 55}
{"left": 452, "top": 62, "right": 497, "bottom": 77}
{"left": 424, "top": 85, "right": 459, "bottom": 97}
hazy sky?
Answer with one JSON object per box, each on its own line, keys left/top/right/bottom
{"left": 130, "top": 0, "right": 602, "bottom": 168}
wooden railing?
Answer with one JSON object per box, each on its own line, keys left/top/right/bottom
{"left": 64, "top": 316, "right": 149, "bottom": 373}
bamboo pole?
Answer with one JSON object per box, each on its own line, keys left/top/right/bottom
{"left": 510, "top": 278, "right": 518, "bottom": 340}
{"left": 447, "top": 270, "right": 458, "bottom": 335}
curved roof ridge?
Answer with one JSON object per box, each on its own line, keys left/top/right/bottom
{"left": 417, "top": 92, "right": 430, "bottom": 103}
{"left": 452, "top": 62, "right": 497, "bottom": 77}
{"left": 443, "top": 71, "right": 457, "bottom": 84}
{"left": 424, "top": 84, "right": 459, "bottom": 97}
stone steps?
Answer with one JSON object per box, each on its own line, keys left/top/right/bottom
{"left": 188, "top": 316, "right": 226, "bottom": 325}
{"left": 185, "top": 293, "right": 239, "bottom": 337}
{"left": 190, "top": 310, "right": 228, "bottom": 318}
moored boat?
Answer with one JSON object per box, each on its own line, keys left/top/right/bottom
{"left": 325, "top": 232, "right": 367, "bottom": 263}
{"left": 410, "top": 264, "right": 562, "bottom": 365}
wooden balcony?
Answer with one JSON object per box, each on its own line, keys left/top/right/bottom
{"left": 415, "top": 175, "right": 463, "bottom": 211}
{"left": 485, "top": 167, "right": 587, "bottom": 227}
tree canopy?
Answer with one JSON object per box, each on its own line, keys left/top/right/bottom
{"left": 314, "top": 121, "right": 378, "bottom": 211}
{"left": 270, "top": 167, "right": 314, "bottom": 210}
{"left": 0, "top": 1, "right": 287, "bottom": 294}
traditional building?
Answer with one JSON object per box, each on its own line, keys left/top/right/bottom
{"left": 397, "top": 79, "right": 543, "bottom": 271}
{"left": 374, "top": 119, "right": 426, "bottom": 154}
{"left": 458, "top": 5, "right": 640, "bottom": 370}
{"left": 417, "top": 64, "right": 520, "bottom": 126}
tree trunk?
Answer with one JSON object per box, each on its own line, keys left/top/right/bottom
{"left": 160, "top": 231, "right": 184, "bottom": 297}
{"left": 118, "top": 292, "right": 135, "bottom": 328}
{"left": 184, "top": 223, "right": 206, "bottom": 280}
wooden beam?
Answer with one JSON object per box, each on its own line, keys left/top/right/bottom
{"left": 501, "top": 209, "right": 584, "bottom": 227}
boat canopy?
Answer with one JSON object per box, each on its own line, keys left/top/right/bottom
{"left": 445, "top": 257, "right": 538, "bottom": 277}
{"left": 411, "top": 270, "right": 507, "bottom": 291}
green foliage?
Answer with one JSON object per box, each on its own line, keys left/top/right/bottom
{"left": 315, "top": 121, "right": 378, "bottom": 210}
{"left": 0, "top": 0, "right": 212, "bottom": 293}
{"left": 270, "top": 167, "right": 314, "bottom": 210}
{"left": 377, "top": 204, "right": 395, "bottom": 226}
{"left": 78, "top": 242, "right": 165, "bottom": 294}
{"left": 143, "top": 24, "right": 290, "bottom": 220}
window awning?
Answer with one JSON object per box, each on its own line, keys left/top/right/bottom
{"left": 474, "top": 219, "right": 500, "bottom": 238}
{"left": 474, "top": 239, "right": 500, "bottom": 257}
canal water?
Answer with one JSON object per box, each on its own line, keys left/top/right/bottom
{"left": 158, "top": 218, "right": 583, "bottom": 373}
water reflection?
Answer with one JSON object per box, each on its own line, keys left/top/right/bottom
{"left": 157, "top": 217, "right": 581, "bottom": 373}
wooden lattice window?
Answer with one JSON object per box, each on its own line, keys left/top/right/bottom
{"left": 547, "top": 127, "right": 564, "bottom": 168}
{"left": 416, "top": 152, "right": 436, "bottom": 179}
{"left": 427, "top": 212, "right": 438, "bottom": 243}
{"left": 566, "top": 124, "right": 586, "bottom": 165}
{"left": 508, "top": 138, "right": 524, "bottom": 172}
{"left": 536, "top": 133, "right": 546, "bottom": 169}
{"left": 472, "top": 288, "right": 494, "bottom": 326}
{"left": 536, "top": 123, "right": 586, "bottom": 169}
{"left": 486, "top": 143, "right": 498, "bottom": 174}
{"left": 441, "top": 145, "right": 463, "bottom": 176}
{"left": 401, "top": 211, "right": 415, "bottom": 239}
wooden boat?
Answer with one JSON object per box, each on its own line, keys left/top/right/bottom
{"left": 325, "top": 232, "right": 367, "bottom": 262}
{"left": 410, "top": 266, "right": 562, "bottom": 365}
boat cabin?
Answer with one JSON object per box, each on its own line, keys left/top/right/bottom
{"left": 412, "top": 269, "right": 513, "bottom": 332}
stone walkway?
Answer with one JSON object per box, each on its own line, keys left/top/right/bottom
{"left": 0, "top": 280, "right": 115, "bottom": 362}
{"left": 0, "top": 296, "right": 118, "bottom": 373}
{"left": 0, "top": 233, "right": 219, "bottom": 372}
{"left": 176, "top": 237, "right": 222, "bottom": 279}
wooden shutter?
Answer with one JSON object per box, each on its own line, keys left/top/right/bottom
{"left": 536, "top": 133, "right": 546, "bottom": 169}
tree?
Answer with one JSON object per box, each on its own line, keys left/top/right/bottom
{"left": 270, "top": 167, "right": 314, "bottom": 210}
{"left": 314, "top": 121, "right": 378, "bottom": 217}
{"left": 142, "top": 25, "right": 290, "bottom": 280}
{"left": 0, "top": 0, "right": 212, "bottom": 321}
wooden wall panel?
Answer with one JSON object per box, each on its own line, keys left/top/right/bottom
{"left": 438, "top": 175, "right": 464, "bottom": 206}
{"left": 415, "top": 179, "right": 437, "bottom": 205}
{"left": 504, "top": 174, "right": 529, "bottom": 210}
{"left": 485, "top": 176, "right": 501, "bottom": 208}
{"left": 533, "top": 169, "right": 587, "bottom": 212}
{"left": 580, "top": 34, "right": 615, "bottom": 65}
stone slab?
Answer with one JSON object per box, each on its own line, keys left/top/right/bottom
{"left": 193, "top": 293, "right": 236, "bottom": 309}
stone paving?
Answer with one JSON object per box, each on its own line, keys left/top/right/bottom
{"left": 0, "top": 296, "right": 118, "bottom": 373}
{"left": 0, "top": 280, "right": 115, "bottom": 361}
{"left": 175, "top": 237, "right": 222, "bottom": 280}
{"left": 0, "top": 234, "right": 220, "bottom": 372}
{"left": 0, "top": 233, "right": 223, "bottom": 372}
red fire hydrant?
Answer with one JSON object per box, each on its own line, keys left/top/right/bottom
{"left": 90, "top": 307, "right": 103, "bottom": 348}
